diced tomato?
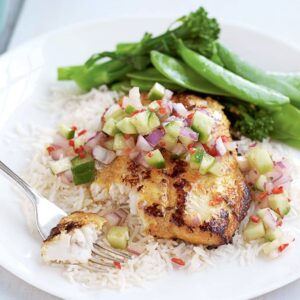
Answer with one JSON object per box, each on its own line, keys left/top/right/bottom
{"left": 171, "top": 257, "right": 185, "bottom": 266}
{"left": 69, "top": 140, "right": 75, "bottom": 147}
{"left": 78, "top": 129, "right": 87, "bottom": 136}
{"left": 113, "top": 261, "right": 122, "bottom": 269}
{"left": 209, "top": 195, "right": 223, "bottom": 206}
{"left": 203, "top": 144, "right": 218, "bottom": 157}
{"left": 272, "top": 186, "right": 284, "bottom": 194}
{"left": 259, "top": 191, "right": 268, "bottom": 200}
{"left": 173, "top": 111, "right": 181, "bottom": 117}
{"left": 187, "top": 112, "right": 195, "bottom": 121}
{"left": 47, "top": 146, "right": 55, "bottom": 154}
{"left": 157, "top": 100, "right": 162, "bottom": 107}
{"left": 278, "top": 243, "right": 289, "bottom": 252}
{"left": 159, "top": 107, "right": 167, "bottom": 115}
{"left": 79, "top": 152, "right": 86, "bottom": 159}
{"left": 71, "top": 126, "right": 77, "bottom": 131}
{"left": 221, "top": 135, "right": 229, "bottom": 143}
{"left": 250, "top": 215, "right": 260, "bottom": 223}
{"left": 189, "top": 147, "right": 196, "bottom": 154}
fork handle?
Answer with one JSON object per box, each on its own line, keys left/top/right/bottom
{"left": 0, "top": 160, "right": 37, "bottom": 202}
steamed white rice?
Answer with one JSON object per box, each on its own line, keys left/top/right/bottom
{"left": 11, "top": 85, "right": 300, "bottom": 290}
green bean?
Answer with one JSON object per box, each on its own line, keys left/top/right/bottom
{"left": 150, "top": 50, "right": 229, "bottom": 96}
{"left": 130, "top": 79, "right": 183, "bottom": 92}
{"left": 177, "top": 41, "right": 289, "bottom": 108}
{"left": 110, "top": 81, "right": 132, "bottom": 93}
{"left": 217, "top": 43, "right": 300, "bottom": 107}
{"left": 127, "top": 68, "right": 174, "bottom": 84}
{"left": 57, "top": 66, "right": 84, "bottom": 80}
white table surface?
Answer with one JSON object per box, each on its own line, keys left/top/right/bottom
{"left": 2, "top": 0, "right": 300, "bottom": 299}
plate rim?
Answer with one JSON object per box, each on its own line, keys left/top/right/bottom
{"left": 1, "top": 17, "right": 300, "bottom": 299}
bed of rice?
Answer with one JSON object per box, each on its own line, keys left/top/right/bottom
{"left": 14, "top": 85, "right": 300, "bottom": 290}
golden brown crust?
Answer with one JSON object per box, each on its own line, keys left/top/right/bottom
{"left": 44, "top": 212, "right": 105, "bottom": 242}
{"left": 94, "top": 94, "right": 251, "bottom": 246}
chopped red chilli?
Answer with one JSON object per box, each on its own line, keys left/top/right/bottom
{"left": 171, "top": 257, "right": 185, "bottom": 266}
{"left": 250, "top": 215, "right": 260, "bottom": 223}
{"left": 113, "top": 261, "right": 122, "bottom": 269}
{"left": 278, "top": 243, "right": 289, "bottom": 252}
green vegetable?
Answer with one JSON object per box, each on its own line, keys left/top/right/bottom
{"left": 160, "top": 134, "right": 177, "bottom": 151}
{"left": 116, "top": 117, "right": 137, "bottom": 134}
{"left": 58, "top": 124, "right": 75, "bottom": 140}
{"left": 125, "top": 105, "right": 137, "bottom": 114}
{"left": 244, "top": 220, "right": 265, "bottom": 241}
{"left": 191, "top": 110, "right": 214, "bottom": 143}
{"left": 262, "top": 239, "right": 280, "bottom": 255}
{"left": 255, "top": 175, "right": 267, "bottom": 191}
{"left": 245, "top": 147, "right": 273, "bottom": 174}
{"left": 217, "top": 43, "right": 300, "bottom": 107}
{"left": 164, "top": 120, "right": 183, "bottom": 138}
{"left": 49, "top": 158, "right": 71, "bottom": 175}
{"left": 58, "top": 7, "right": 220, "bottom": 90}
{"left": 110, "top": 80, "right": 132, "bottom": 93}
{"left": 113, "top": 133, "right": 126, "bottom": 150}
{"left": 199, "top": 152, "right": 215, "bottom": 175}
{"left": 148, "top": 82, "right": 165, "bottom": 101}
{"left": 268, "top": 194, "right": 290, "bottom": 216}
{"left": 102, "top": 118, "right": 118, "bottom": 136}
{"left": 208, "top": 160, "right": 223, "bottom": 176}
{"left": 265, "top": 228, "right": 281, "bottom": 242}
{"left": 178, "top": 41, "right": 289, "bottom": 108}
{"left": 145, "top": 149, "right": 166, "bottom": 168}
{"left": 71, "top": 155, "right": 96, "bottom": 185}
{"left": 107, "top": 226, "right": 129, "bottom": 249}
{"left": 150, "top": 50, "right": 229, "bottom": 96}
{"left": 130, "top": 79, "right": 182, "bottom": 92}
{"left": 189, "top": 148, "right": 204, "bottom": 169}
{"left": 224, "top": 102, "right": 274, "bottom": 141}
{"left": 127, "top": 68, "right": 173, "bottom": 84}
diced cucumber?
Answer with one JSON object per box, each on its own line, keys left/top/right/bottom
{"left": 245, "top": 147, "right": 273, "bottom": 174}
{"left": 58, "top": 124, "right": 75, "bottom": 140}
{"left": 107, "top": 226, "right": 129, "bottom": 249}
{"left": 148, "top": 82, "right": 165, "bottom": 101}
{"left": 103, "top": 118, "right": 118, "bottom": 136}
{"left": 105, "top": 106, "right": 126, "bottom": 121}
{"left": 255, "top": 175, "right": 267, "bottom": 191}
{"left": 189, "top": 149, "right": 204, "bottom": 169}
{"left": 49, "top": 158, "right": 71, "bottom": 175}
{"left": 257, "top": 208, "right": 279, "bottom": 231}
{"left": 243, "top": 220, "right": 265, "bottom": 241}
{"left": 160, "top": 134, "right": 177, "bottom": 151}
{"left": 199, "top": 152, "right": 215, "bottom": 175}
{"left": 148, "top": 112, "right": 160, "bottom": 130}
{"left": 116, "top": 117, "right": 137, "bottom": 134}
{"left": 125, "top": 105, "right": 136, "bottom": 114}
{"left": 148, "top": 101, "right": 160, "bottom": 112}
{"left": 268, "top": 194, "right": 290, "bottom": 216}
{"left": 145, "top": 149, "right": 166, "bottom": 169}
{"left": 164, "top": 121, "right": 183, "bottom": 138}
{"left": 104, "top": 139, "right": 114, "bottom": 150}
{"left": 71, "top": 155, "right": 95, "bottom": 174}
{"left": 208, "top": 160, "right": 223, "bottom": 176}
{"left": 74, "top": 135, "right": 86, "bottom": 148}
{"left": 179, "top": 135, "right": 194, "bottom": 148}
{"left": 191, "top": 111, "right": 214, "bottom": 143}
{"left": 73, "top": 169, "right": 95, "bottom": 185}
{"left": 262, "top": 239, "right": 280, "bottom": 256}
{"left": 113, "top": 133, "right": 126, "bottom": 150}
{"left": 131, "top": 111, "right": 151, "bottom": 135}
{"left": 265, "top": 228, "right": 281, "bottom": 242}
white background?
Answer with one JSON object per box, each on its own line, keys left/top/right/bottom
{"left": 2, "top": 0, "right": 300, "bottom": 299}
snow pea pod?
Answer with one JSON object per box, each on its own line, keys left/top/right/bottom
{"left": 178, "top": 42, "right": 289, "bottom": 109}
{"left": 217, "top": 43, "right": 300, "bottom": 107}
{"left": 127, "top": 68, "right": 173, "bottom": 84}
{"left": 150, "top": 50, "right": 229, "bottom": 96}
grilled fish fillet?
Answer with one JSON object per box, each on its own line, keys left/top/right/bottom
{"left": 41, "top": 212, "right": 105, "bottom": 263}
{"left": 91, "top": 94, "right": 250, "bottom": 246}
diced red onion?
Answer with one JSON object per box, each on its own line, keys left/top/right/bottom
{"left": 172, "top": 143, "right": 186, "bottom": 156}
{"left": 180, "top": 127, "right": 198, "bottom": 141}
{"left": 237, "top": 156, "right": 250, "bottom": 172}
{"left": 104, "top": 104, "right": 120, "bottom": 120}
{"left": 163, "top": 89, "right": 173, "bottom": 101}
{"left": 85, "top": 132, "right": 107, "bottom": 152}
{"left": 146, "top": 129, "right": 164, "bottom": 147}
{"left": 129, "top": 87, "right": 143, "bottom": 108}
{"left": 134, "top": 153, "right": 149, "bottom": 168}
{"left": 104, "top": 212, "right": 122, "bottom": 226}
{"left": 173, "top": 103, "right": 188, "bottom": 117}
{"left": 93, "top": 145, "right": 116, "bottom": 164}
{"left": 249, "top": 142, "right": 257, "bottom": 148}
{"left": 246, "top": 169, "right": 259, "bottom": 185}
{"left": 50, "top": 148, "right": 64, "bottom": 161}
{"left": 53, "top": 134, "right": 69, "bottom": 149}
{"left": 268, "top": 168, "right": 283, "bottom": 182}
{"left": 215, "top": 137, "right": 227, "bottom": 156}
{"left": 225, "top": 142, "right": 237, "bottom": 151}
{"left": 136, "top": 135, "right": 153, "bottom": 152}
{"left": 264, "top": 181, "right": 274, "bottom": 194}
{"left": 274, "top": 161, "right": 286, "bottom": 169}
{"left": 127, "top": 243, "right": 144, "bottom": 256}
{"left": 59, "top": 170, "right": 73, "bottom": 184}
{"left": 114, "top": 208, "right": 128, "bottom": 224}
{"left": 273, "top": 174, "right": 292, "bottom": 186}
{"left": 129, "top": 148, "right": 140, "bottom": 160}
{"left": 263, "top": 208, "right": 277, "bottom": 230}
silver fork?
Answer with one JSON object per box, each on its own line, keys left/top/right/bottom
{"left": 0, "top": 160, "right": 131, "bottom": 270}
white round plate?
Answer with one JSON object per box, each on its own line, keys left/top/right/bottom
{"left": 1, "top": 18, "right": 300, "bottom": 300}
